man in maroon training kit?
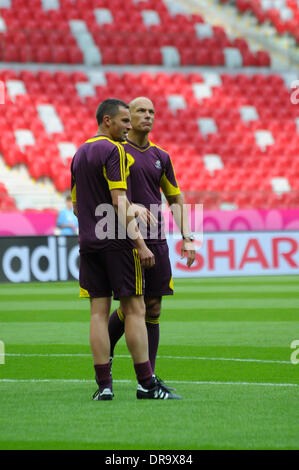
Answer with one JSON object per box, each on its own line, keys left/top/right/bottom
{"left": 108, "top": 97, "right": 196, "bottom": 391}
{"left": 71, "top": 98, "right": 181, "bottom": 400}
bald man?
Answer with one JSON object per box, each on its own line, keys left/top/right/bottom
{"left": 108, "top": 97, "right": 196, "bottom": 394}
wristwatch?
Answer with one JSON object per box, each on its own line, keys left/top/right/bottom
{"left": 182, "top": 234, "right": 195, "bottom": 241}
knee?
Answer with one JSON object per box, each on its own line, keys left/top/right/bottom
{"left": 121, "top": 298, "right": 146, "bottom": 319}
{"left": 145, "top": 297, "right": 161, "bottom": 320}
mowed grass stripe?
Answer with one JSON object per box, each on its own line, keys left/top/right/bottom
{"left": 2, "top": 355, "right": 298, "bottom": 385}
{"left": 173, "top": 285, "right": 299, "bottom": 294}
{"left": 0, "top": 382, "right": 298, "bottom": 450}
{"left": 2, "top": 289, "right": 299, "bottom": 301}
{"left": 1, "top": 276, "right": 299, "bottom": 450}
{"left": 3, "top": 352, "right": 294, "bottom": 367}
{"left": 1, "top": 298, "right": 298, "bottom": 311}
{"left": 0, "top": 287, "right": 79, "bottom": 296}
{"left": 2, "top": 282, "right": 299, "bottom": 297}
{"left": 1, "top": 308, "right": 299, "bottom": 323}
{"left": 0, "top": 378, "right": 298, "bottom": 387}
{"left": 2, "top": 275, "right": 299, "bottom": 291}
{"left": 5, "top": 343, "right": 293, "bottom": 361}
{"left": 4, "top": 353, "right": 298, "bottom": 385}
{"left": 180, "top": 276, "right": 299, "bottom": 284}
{"left": 1, "top": 320, "right": 298, "bottom": 347}
{"left": 3, "top": 352, "right": 292, "bottom": 363}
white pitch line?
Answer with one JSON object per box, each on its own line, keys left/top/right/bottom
{"left": 4, "top": 353, "right": 291, "bottom": 365}
{"left": 0, "top": 378, "right": 297, "bottom": 387}
{"left": 158, "top": 355, "right": 291, "bottom": 365}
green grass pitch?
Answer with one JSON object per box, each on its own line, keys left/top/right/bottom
{"left": 0, "top": 275, "right": 299, "bottom": 450}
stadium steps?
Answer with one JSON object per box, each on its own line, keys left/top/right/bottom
{"left": 1, "top": 65, "right": 299, "bottom": 209}
{"left": 0, "top": 155, "right": 65, "bottom": 211}
{"left": 0, "top": 0, "right": 271, "bottom": 67}
{"left": 232, "top": 0, "right": 299, "bottom": 44}
{"left": 176, "top": 0, "right": 299, "bottom": 69}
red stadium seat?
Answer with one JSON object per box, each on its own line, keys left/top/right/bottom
{"left": 0, "top": 13, "right": 298, "bottom": 212}
{"left": 3, "top": 44, "right": 20, "bottom": 62}
{"left": 69, "top": 47, "right": 84, "bottom": 64}
{"left": 0, "top": 0, "right": 271, "bottom": 67}
{"left": 235, "top": 0, "right": 299, "bottom": 43}
{"left": 52, "top": 46, "right": 69, "bottom": 64}
{"left": 36, "top": 45, "right": 53, "bottom": 63}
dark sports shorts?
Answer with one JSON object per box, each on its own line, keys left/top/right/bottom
{"left": 79, "top": 248, "right": 144, "bottom": 300}
{"left": 144, "top": 242, "right": 173, "bottom": 297}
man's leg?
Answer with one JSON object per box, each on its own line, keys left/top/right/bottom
{"left": 107, "top": 249, "right": 181, "bottom": 399}
{"left": 120, "top": 295, "right": 154, "bottom": 389}
{"left": 108, "top": 244, "right": 169, "bottom": 360}
{"left": 108, "top": 296, "right": 161, "bottom": 372}
{"left": 144, "top": 296, "right": 176, "bottom": 392}
{"left": 90, "top": 297, "right": 113, "bottom": 397}
{"left": 108, "top": 307, "right": 125, "bottom": 358}
{"left": 144, "top": 296, "right": 162, "bottom": 373}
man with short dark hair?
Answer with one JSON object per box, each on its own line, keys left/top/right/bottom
{"left": 71, "top": 98, "right": 181, "bottom": 400}
{"left": 108, "top": 97, "right": 196, "bottom": 392}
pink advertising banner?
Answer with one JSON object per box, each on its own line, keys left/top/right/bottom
{"left": 0, "top": 211, "right": 58, "bottom": 236}
{"left": 0, "top": 208, "right": 299, "bottom": 236}
{"left": 200, "top": 208, "right": 299, "bottom": 232}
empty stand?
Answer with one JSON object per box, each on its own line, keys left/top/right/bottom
{"left": 0, "top": 68, "right": 298, "bottom": 209}
{"left": 0, "top": 0, "right": 271, "bottom": 65}
{"left": 0, "top": 181, "right": 17, "bottom": 211}
{"left": 231, "top": 0, "right": 299, "bottom": 43}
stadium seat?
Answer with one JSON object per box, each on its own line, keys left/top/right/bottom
{"left": 0, "top": 1, "right": 298, "bottom": 210}
{"left": 234, "top": 0, "right": 299, "bottom": 43}
{"left": 0, "top": 0, "right": 271, "bottom": 65}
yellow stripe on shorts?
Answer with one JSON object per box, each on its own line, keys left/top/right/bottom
{"left": 79, "top": 286, "right": 90, "bottom": 298}
{"left": 133, "top": 249, "right": 142, "bottom": 295}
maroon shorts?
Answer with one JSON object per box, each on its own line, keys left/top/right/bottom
{"left": 144, "top": 242, "right": 173, "bottom": 297}
{"left": 79, "top": 248, "right": 144, "bottom": 300}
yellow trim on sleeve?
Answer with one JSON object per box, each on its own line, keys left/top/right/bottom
{"left": 103, "top": 166, "right": 127, "bottom": 190}
{"left": 117, "top": 142, "right": 126, "bottom": 183}
{"left": 169, "top": 157, "right": 180, "bottom": 188}
{"left": 85, "top": 136, "right": 126, "bottom": 184}
{"left": 107, "top": 181, "right": 127, "bottom": 190}
{"left": 125, "top": 152, "right": 135, "bottom": 178}
{"left": 169, "top": 276, "right": 174, "bottom": 291}
{"left": 160, "top": 172, "right": 181, "bottom": 197}
{"left": 71, "top": 183, "right": 77, "bottom": 203}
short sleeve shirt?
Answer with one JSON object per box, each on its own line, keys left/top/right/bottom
{"left": 71, "top": 135, "right": 133, "bottom": 252}
{"left": 123, "top": 139, "right": 180, "bottom": 243}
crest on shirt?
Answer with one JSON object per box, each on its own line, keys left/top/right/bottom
{"left": 155, "top": 160, "right": 161, "bottom": 169}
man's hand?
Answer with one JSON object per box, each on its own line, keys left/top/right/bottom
{"left": 137, "top": 244, "right": 155, "bottom": 269}
{"left": 181, "top": 238, "right": 196, "bottom": 268}
{"left": 132, "top": 204, "right": 158, "bottom": 227}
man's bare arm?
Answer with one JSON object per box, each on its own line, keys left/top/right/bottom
{"left": 166, "top": 193, "right": 196, "bottom": 268}
{"left": 110, "top": 189, "right": 155, "bottom": 268}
